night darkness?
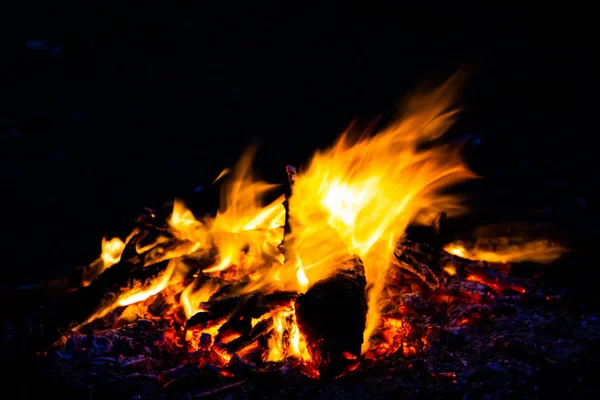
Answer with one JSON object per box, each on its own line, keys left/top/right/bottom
{"left": 3, "top": 6, "right": 596, "bottom": 283}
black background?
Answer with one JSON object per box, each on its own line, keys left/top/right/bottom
{"left": 2, "top": 5, "right": 596, "bottom": 283}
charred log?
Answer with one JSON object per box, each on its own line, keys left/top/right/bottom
{"left": 278, "top": 164, "right": 297, "bottom": 254}
{"left": 226, "top": 318, "right": 274, "bottom": 354}
{"left": 295, "top": 255, "right": 368, "bottom": 380}
{"left": 394, "top": 238, "right": 441, "bottom": 290}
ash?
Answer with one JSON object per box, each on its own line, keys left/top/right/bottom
{"left": 12, "top": 254, "right": 599, "bottom": 399}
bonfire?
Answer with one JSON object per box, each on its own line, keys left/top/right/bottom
{"left": 7, "top": 73, "right": 581, "bottom": 399}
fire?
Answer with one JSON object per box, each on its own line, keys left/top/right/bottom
{"left": 77, "top": 73, "right": 480, "bottom": 372}
{"left": 296, "top": 261, "right": 309, "bottom": 290}
{"left": 288, "top": 73, "right": 475, "bottom": 351}
{"left": 265, "top": 301, "right": 311, "bottom": 363}
{"left": 82, "top": 235, "right": 132, "bottom": 285}
{"left": 119, "top": 260, "right": 179, "bottom": 307}
{"left": 444, "top": 239, "right": 566, "bottom": 264}
{"left": 180, "top": 279, "right": 221, "bottom": 320}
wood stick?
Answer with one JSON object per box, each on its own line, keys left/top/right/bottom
{"left": 195, "top": 379, "right": 248, "bottom": 399}
{"left": 278, "top": 164, "right": 297, "bottom": 254}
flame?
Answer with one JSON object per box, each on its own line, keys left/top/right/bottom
{"left": 101, "top": 237, "right": 126, "bottom": 265}
{"left": 444, "top": 239, "right": 566, "bottom": 263}
{"left": 168, "top": 148, "right": 285, "bottom": 285}
{"left": 81, "top": 74, "right": 481, "bottom": 367}
{"left": 180, "top": 280, "right": 221, "bottom": 320}
{"left": 79, "top": 259, "right": 181, "bottom": 325}
{"left": 296, "top": 263, "right": 309, "bottom": 290}
{"left": 117, "top": 260, "right": 180, "bottom": 307}
{"left": 443, "top": 264, "right": 457, "bottom": 276}
{"left": 288, "top": 73, "right": 475, "bottom": 351}
{"left": 265, "top": 301, "right": 311, "bottom": 363}
{"left": 82, "top": 233, "right": 137, "bottom": 285}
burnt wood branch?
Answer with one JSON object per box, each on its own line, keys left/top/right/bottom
{"left": 394, "top": 238, "right": 441, "bottom": 290}
{"left": 194, "top": 379, "right": 248, "bottom": 399}
{"left": 279, "top": 164, "right": 297, "bottom": 254}
{"left": 226, "top": 318, "right": 274, "bottom": 354}
{"left": 186, "top": 291, "right": 298, "bottom": 334}
{"left": 11, "top": 229, "right": 196, "bottom": 352}
{"left": 64, "top": 230, "right": 192, "bottom": 322}
{"left": 186, "top": 295, "right": 248, "bottom": 330}
{"left": 217, "top": 291, "right": 298, "bottom": 346}
{"left": 295, "top": 255, "right": 368, "bottom": 380}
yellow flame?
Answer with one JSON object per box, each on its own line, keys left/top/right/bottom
{"left": 101, "top": 237, "right": 126, "bottom": 265}
{"left": 444, "top": 240, "right": 566, "bottom": 264}
{"left": 296, "top": 261, "right": 309, "bottom": 291}
{"left": 168, "top": 149, "right": 285, "bottom": 285}
{"left": 289, "top": 73, "right": 475, "bottom": 352}
{"left": 180, "top": 279, "right": 221, "bottom": 320}
{"left": 118, "top": 259, "right": 177, "bottom": 306}
{"left": 82, "top": 230, "right": 141, "bottom": 286}
{"left": 79, "top": 259, "right": 179, "bottom": 326}
{"left": 265, "top": 301, "right": 311, "bottom": 362}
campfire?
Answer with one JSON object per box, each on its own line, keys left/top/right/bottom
{"left": 10, "top": 74, "right": 591, "bottom": 399}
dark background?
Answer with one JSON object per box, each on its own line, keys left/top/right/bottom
{"left": 2, "top": 5, "right": 596, "bottom": 283}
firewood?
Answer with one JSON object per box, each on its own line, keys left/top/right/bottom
{"left": 11, "top": 229, "right": 194, "bottom": 352}
{"left": 186, "top": 295, "right": 248, "bottom": 330}
{"left": 394, "top": 238, "right": 441, "bottom": 290}
{"left": 194, "top": 379, "right": 248, "bottom": 399}
{"left": 218, "top": 291, "right": 298, "bottom": 340}
{"left": 278, "top": 164, "right": 297, "bottom": 256}
{"left": 226, "top": 318, "right": 274, "bottom": 354}
{"left": 295, "top": 255, "right": 368, "bottom": 380}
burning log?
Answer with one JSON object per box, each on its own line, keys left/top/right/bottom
{"left": 295, "top": 255, "right": 368, "bottom": 379}
{"left": 186, "top": 291, "right": 298, "bottom": 331}
{"left": 226, "top": 318, "right": 273, "bottom": 354}
{"left": 10, "top": 229, "right": 201, "bottom": 352}
{"left": 56, "top": 230, "right": 180, "bottom": 320}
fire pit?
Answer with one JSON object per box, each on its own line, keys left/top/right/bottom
{"left": 4, "top": 75, "right": 597, "bottom": 399}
